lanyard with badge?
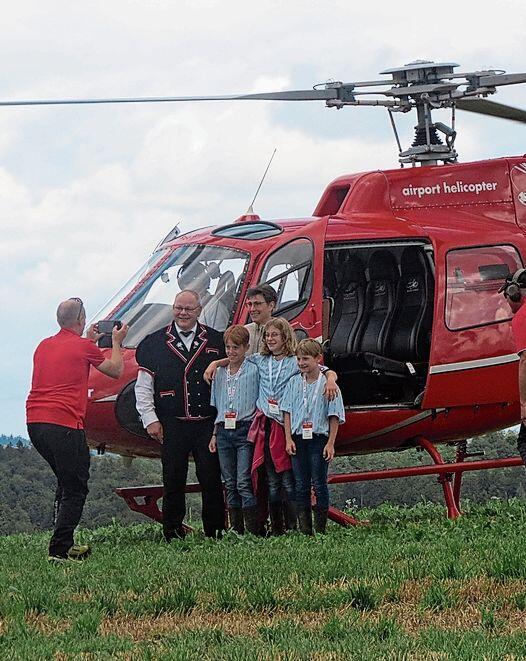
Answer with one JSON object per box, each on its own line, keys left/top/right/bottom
{"left": 301, "top": 372, "right": 323, "bottom": 439}
{"left": 224, "top": 363, "right": 243, "bottom": 429}
{"left": 267, "top": 357, "right": 285, "bottom": 416}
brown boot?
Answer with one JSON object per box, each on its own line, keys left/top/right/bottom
{"left": 313, "top": 506, "right": 328, "bottom": 534}
{"left": 243, "top": 506, "right": 262, "bottom": 536}
{"left": 269, "top": 503, "right": 285, "bottom": 536}
{"left": 228, "top": 507, "right": 244, "bottom": 534}
{"left": 298, "top": 507, "right": 313, "bottom": 536}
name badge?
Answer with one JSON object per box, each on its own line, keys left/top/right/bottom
{"left": 302, "top": 421, "right": 313, "bottom": 439}
{"left": 268, "top": 398, "right": 280, "bottom": 415}
{"left": 224, "top": 411, "right": 237, "bottom": 429}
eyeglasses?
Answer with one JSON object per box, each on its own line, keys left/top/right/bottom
{"left": 265, "top": 332, "right": 281, "bottom": 339}
{"left": 173, "top": 305, "right": 200, "bottom": 313}
{"left": 246, "top": 300, "right": 266, "bottom": 308}
{"left": 69, "top": 297, "right": 84, "bottom": 321}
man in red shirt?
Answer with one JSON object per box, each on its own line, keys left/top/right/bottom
{"left": 503, "top": 269, "right": 526, "bottom": 465}
{"left": 26, "top": 297, "right": 128, "bottom": 561}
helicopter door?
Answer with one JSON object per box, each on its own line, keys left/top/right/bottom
{"left": 253, "top": 217, "right": 330, "bottom": 340}
{"left": 422, "top": 243, "right": 522, "bottom": 408}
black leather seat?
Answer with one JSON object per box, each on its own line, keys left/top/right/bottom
{"left": 389, "top": 247, "right": 433, "bottom": 362}
{"left": 359, "top": 250, "right": 399, "bottom": 355}
{"left": 328, "top": 254, "right": 367, "bottom": 358}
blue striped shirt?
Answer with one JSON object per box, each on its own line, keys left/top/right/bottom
{"left": 281, "top": 372, "right": 345, "bottom": 436}
{"left": 210, "top": 360, "right": 259, "bottom": 424}
{"left": 246, "top": 353, "right": 300, "bottom": 423}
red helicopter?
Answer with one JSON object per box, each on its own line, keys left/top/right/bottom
{"left": 13, "top": 60, "right": 526, "bottom": 524}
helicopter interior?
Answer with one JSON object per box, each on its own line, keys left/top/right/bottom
{"left": 323, "top": 243, "right": 434, "bottom": 407}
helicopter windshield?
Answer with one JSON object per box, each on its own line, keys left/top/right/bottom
{"left": 91, "top": 244, "right": 250, "bottom": 347}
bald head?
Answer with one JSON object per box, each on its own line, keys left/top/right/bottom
{"left": 57, "top": 298, "right": 85, "bottom": 332}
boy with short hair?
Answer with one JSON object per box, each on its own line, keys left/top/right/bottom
{"left": 209, "top": 325, "right": 260, "bottom": 534}
{"left": 281, "top": 339, "right": 345, "bottom": 535}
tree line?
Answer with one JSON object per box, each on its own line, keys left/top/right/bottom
{"left": 0, "top": 428, "right": 524, "bottom": 535}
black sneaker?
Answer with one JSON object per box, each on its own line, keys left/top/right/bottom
{"left": 67, "top": 544, "right": 91, "bottom": 561}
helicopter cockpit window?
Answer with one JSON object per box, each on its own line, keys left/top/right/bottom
{"left": 258, "top": 239, "right": 313, "bottom": 321}
{"left": 445, "top": 245, "right": 523, "bottom": 331}
{"left": 91, "top": 245, "right": 250, "bottom": 347}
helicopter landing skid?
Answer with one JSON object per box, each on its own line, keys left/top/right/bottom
{"left": 327, "top": 437, "right": 525, "bottom": 520}
{"left": 114, "top": 483, "right": 202, "bottom": 533}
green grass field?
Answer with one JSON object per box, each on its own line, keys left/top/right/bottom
{"left": 3, "top": 500, "right": 526, "bottom": 659}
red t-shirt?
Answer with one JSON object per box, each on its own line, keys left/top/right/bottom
{"left": 26, "top": 328, "right": 105, "bottom": 429}
{"left": 512, "top": 302, "right": 526, "bottom": 355}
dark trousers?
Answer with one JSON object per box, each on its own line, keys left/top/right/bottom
{"left": 27, "top": 422, "right": 90, "bottom": 557}
{"left": 291, "top": 433, "right": 330, "bottom": 509}
{"left": 518, "top": 423, "right": 526, "bottom": 465}
{"left": 162, "top": 418, "right": 225, "bottom": 537}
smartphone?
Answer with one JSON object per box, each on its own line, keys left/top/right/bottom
{"left": 97, "top": 319, "right": 122, "bottom": 334}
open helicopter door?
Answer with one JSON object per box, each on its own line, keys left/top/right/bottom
{"left": 421, "top": 240, "right": 522, "bottom": 409}
{"left": 245, "top": 216, "right": 330, "bottom": 341}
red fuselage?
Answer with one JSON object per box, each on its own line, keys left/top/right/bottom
{"left": 86, "top": 155, "right": 526, "bottom": 458}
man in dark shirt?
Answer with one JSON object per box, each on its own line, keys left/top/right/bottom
{"left": 135, "top": 289, "right": 226, "bottom": 541}
{"left": 26, "top": 298, "right": 127, "bottom": 561}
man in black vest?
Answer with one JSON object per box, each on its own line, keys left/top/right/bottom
{"left": 135, "top": 289, "right": 226, "bottom": 541}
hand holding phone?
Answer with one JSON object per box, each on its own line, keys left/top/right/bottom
{"left": 97, "top": 320, "right": 122, "bottom": 334}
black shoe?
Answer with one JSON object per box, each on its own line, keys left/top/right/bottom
{"left": 48, "top": 544, "right": 91, "bottom": 562}
{"left": 164, "top": 526, "right": 187, "bottom": 542}
{"left": 204, "top": 528, "right": 223, "bottom": 540}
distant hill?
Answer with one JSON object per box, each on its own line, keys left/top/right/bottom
{"left": 0, "top": 434, "right": 29, "bottom": 447}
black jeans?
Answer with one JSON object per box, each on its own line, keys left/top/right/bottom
{"left": 27, "top": 422, "right": 90, "bottom": 557}
{"left": 518, "top": 423, "right": 526, "bottom": 465}
{"left": 162, "top": 418, "right": 225, "bottom": 537}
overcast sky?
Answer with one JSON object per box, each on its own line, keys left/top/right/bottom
{"left": 3, "top": 0, "right": 526, "bottom": 436}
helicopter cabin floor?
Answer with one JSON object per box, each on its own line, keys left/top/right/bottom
{"left": 323, "top": 241, "right": 434, "bottom": 407}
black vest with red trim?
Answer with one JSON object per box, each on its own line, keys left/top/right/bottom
{"left": 136, "top": 322, "right": 225, "bottom": 421}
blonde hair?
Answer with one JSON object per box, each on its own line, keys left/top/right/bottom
{"left": 260, "top": 317, "right": 297, "bottom": 357}
{"left": 296, "top": 338, "right": 323, "bottom": 358}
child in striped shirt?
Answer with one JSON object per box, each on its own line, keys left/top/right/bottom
{"left": 282, "top": 339, "right": 345, "bottom": 535}
{"left": 209, "top": 325, "right": 260, "bottom": 535}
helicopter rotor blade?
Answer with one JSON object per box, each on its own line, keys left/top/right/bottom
{"left": 477, "top": 73, "right": 526, "bottom": 88}
{"left": 456, "top": 98, "right": 526, "bottom": 124}
{"left": 0, "top": 89, "right": 338, "bottom": 108}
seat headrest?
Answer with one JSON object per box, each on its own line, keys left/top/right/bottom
{"left": 400, "top": 247, "right": 426, "bottom": 277}
{"left": 366, "top": 250, "right": 399, "bottom": 282}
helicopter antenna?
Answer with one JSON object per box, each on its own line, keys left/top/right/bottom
{"left": 247, "top": 148, "right": 277, "bottom": 213}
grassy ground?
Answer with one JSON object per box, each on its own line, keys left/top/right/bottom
{"left": 3, "top": 501, "right": 526, "bottom": 659}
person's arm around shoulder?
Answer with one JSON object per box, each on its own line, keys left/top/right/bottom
{"left": 323, "top": 369, "right": 338, "bottom": 401}
{"left": 204, "top": 358, "right": 229, "bottom": 384}
{"left": 323, "top": 416, "right": 339, "bottom": 461}
{"left": 94, "top": 324, "right": 129, "bottom": 379}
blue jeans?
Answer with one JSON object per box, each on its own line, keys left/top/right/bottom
{"left": 291, "top": 434, "right": 330, "bottom": 509}
{"left": 263, "top": 419, "right": 295, "bottom": 505}
{"left": 216, "top": 421, "right": 256, "bottom": 509}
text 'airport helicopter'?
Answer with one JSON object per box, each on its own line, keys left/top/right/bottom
{"left": 13, "top": 60, "right": 526, "bottom": 524}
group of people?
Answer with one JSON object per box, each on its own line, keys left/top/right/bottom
{"left": 134, "top": 284, "right": 344, "bottom": 541}
{"left": 26, "top": 284, "right": 344, "bottom": 561}
{"left": 26, "top": 267, "right": 526, "bottom": 561}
